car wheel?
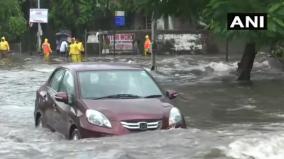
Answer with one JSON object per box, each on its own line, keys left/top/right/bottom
{"left": 71, "top": 128, "right": 81, "bottom": 140}
{"left": 36, "top": 115, "right": 44, "bottom": 128}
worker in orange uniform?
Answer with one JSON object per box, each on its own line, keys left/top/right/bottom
{"left": 69, "top": 38, "right": 81, "bottom": 63}
{"left": 41, "top": 38, "right": 52, "bottom": 62}
{"left": 0, "top": 36, "right": 10, "bottom": 59}
{"left": 144, "top": 35, "right": 151, "bottom": 56}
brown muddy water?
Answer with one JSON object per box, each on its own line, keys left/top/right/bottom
{"left": 0, "top": 54, "right": 284, "bottom": 159}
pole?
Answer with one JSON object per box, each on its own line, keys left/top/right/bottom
{"left": 19, "top": 41, "right": 22, "bottom": 56}
{"left": 99, "top": 33, "right": 101, "bottom": 55}
{"left": 37, "top": 0, "right": 42, "bottom": 53}
{"left": 151, "top": 12, "right": 157, "bottom": 71}
{"left": 113, "top": 12, "right": 116, "bottom": 56}
{"left": 113, "top": 30, "right": 116, "bottom": 56}
{"left": 84, "top": 29, "right": 87, "bottom": 60}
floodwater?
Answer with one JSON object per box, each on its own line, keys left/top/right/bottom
{"left": 0, "top": 54, "right": 284, "bottom": 159}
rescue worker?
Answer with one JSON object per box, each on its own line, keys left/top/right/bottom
{"left": 41, "top": 38, "right": 52, "bottom": 62}
{"left": 69, "top": 38, "right": 81, "bottom": 63}
{"left": 144, "top": 35, "right": 151, "bottom": 56}
{"left": 0, "top": 36, "right": 10, "bottom": 58}
{"left": 77, "top": 39, "right": 85, "bottom": 62}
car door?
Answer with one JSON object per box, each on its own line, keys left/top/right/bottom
{"left": 53, "top": 70, "right": 76, "bottom": 135}
{"left": 45, "top": 69, "right": 66, "bottom": 130}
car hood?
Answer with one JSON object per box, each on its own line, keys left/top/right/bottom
{"left": 82, "top": 99, "right": 173, "bottom": 121}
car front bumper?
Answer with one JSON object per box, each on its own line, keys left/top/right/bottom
{"left": 78, "top": 117, "right": 186, "bottom": 139}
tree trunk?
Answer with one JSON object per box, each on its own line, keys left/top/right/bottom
{"left": 237, "top": 42, "right": 257, "bottom": 81}
{"left": 225, "top": 38, "right": 229, "bottom": 62}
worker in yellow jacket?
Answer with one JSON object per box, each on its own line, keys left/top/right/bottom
{"left": 69, "top": 38, "right": 81, "bottom": 63}
{"left": 77, "top": 39, "right": 85, "bottom": 62}
{"left": 0, "top": 36, "right": 10, "bottom": 58}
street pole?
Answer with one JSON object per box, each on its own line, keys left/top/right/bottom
{"left": 151, "top": 12, "right": 157, "bottom": 71}
{"left": 114, "top": 30, "right": 116, "bottom": 56}
{"left": 37, "top": 0, "right": 42, "bottom": 53}
{"left": 19, "top": 41, "right": 22, "bottom": 56}
{"left": 84, "top": 29, "right": 87, "bottom": 60}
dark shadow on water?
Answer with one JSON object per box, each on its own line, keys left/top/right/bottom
{"left": 236, "top": 80, "right": 254, "bottom": 87}
{"left": 0, "top": 56, "right": 25, "bottom": 69}
{"left": 167, "top": 79, "right": 284, "bottom": 129}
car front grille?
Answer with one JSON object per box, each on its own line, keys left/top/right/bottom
{"left": 121, "top": 120, "right": 161, "bottom": 131}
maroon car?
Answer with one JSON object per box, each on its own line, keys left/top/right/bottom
{"left": 34, "top": 63, "right": 186, "bottom": 140}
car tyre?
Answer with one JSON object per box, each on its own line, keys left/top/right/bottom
{"left": 71, "top": 128, "right": 81, "bottom": 140}
{"left": 36, "top": 115, "right": 45, "bottom": 128}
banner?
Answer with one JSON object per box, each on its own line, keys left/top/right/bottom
{"left": 107, "top": 33, "right": 134, "bottom": 51}
{"left": 29, "top": 9, "right": 48, "bottom": 23}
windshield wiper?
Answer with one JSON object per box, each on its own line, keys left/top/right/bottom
{"left": 144, "top": 95, "right": 162, "bottom": 98}
{"left": 93, "top": 94, "right": 142, "bottom": 100}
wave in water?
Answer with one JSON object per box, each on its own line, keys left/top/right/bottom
{"left": 221, "top": 134, "right": 284, "bottom": 159}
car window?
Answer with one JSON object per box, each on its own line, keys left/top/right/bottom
{"left": 78, "top": 70, "right": 162, "bottom": 99}
{"left": 50, "top": 69, "right": 65, "bottom": 92}
{"left": 59, "top": 71, "right": 75, "bottom": 96}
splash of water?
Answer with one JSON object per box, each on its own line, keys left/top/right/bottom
{"left": 223, "top": 134, "right": 284, "bottom": 159}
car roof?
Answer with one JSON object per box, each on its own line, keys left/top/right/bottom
{"left": 61, "top": 63, "right": 144, "bottom": 72}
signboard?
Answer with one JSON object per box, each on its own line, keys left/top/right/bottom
{"left": 102, "top": 33, "right": 133, "bottom": 54}
{"left": 29, "top": 9, "right": 48, "bottom": 23}
{"left": 87, "top": 34, "right": 99, "bottom": 43}
{"left": 115, "top": 11, "right": 125, "bottom": 27}
{"left": 157, "top": 34, "right": 203, "bottom": 52}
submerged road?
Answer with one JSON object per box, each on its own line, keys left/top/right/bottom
{"left": 0, "top": 54, "right": 284, "bottom": 159}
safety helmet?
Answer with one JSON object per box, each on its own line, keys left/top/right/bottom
{"left": 145, "top": 35, "right": 149, "bottom": 39}
{"left": 1, "top": 36, "right": 5, "bottom": 40}
{"left": 44, "top": 38, "right": 48, "bottom": 42}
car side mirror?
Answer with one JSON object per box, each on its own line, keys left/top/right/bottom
{"left": 55, "top": 92, "right": 68, "bottom": 104}
{"left": 166, "top": 90, "right": 178, "bottom": 99}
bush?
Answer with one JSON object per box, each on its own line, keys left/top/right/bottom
{"left": 271, "top": 44, "right": 284, "bottom": 58}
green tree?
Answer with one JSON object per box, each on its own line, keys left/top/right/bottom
{"left": 202, "top": 0, "right": 284, "bottom": 81}
{"left": 0, "top": 0, "right": 27, "bottom": 41}
{"left": 126, "top": 0, "right": 283, "bottom": 81}
{"left": 50, "top": 0, "right": 119, "bottom": 35}
{"left": 118, "top": 0, "right": 206, "bottom": 26}
{"left": 50, "top": 0, "right": 93, "bottom": 35}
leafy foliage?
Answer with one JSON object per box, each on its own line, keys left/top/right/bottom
{"left": 202, "top": 0, "right": 284, "bottom": 46}
{"left": 0, "top": 0, "right": 27, "bottom": 41}
{"left": 8, "top": 16, "right": 27, "bottom": 37}
{"left": 50, "top": 0, "right": 120, "bottom": 35}
{"left": 119, "top": 0, "right": 205, "bottom": 20}
{"left": 271, "top": 44, "right": 284, "bottom": 58}
{"left": 48, "top": 0, "right": 207, "bottom": 34}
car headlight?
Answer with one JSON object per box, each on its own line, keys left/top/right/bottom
{"left": 86, "top": 109, "right": 112, "bottom": 128}
{"left": 169, "top": 107, "right": 182, "bottom": 127}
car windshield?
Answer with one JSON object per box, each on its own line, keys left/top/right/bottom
{"left": 78, "top": 70, "right": 162, "bottom": 99}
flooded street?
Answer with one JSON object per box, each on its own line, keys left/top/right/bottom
{"left": 1, "top": 54, "right": 284, "bottom": 159}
